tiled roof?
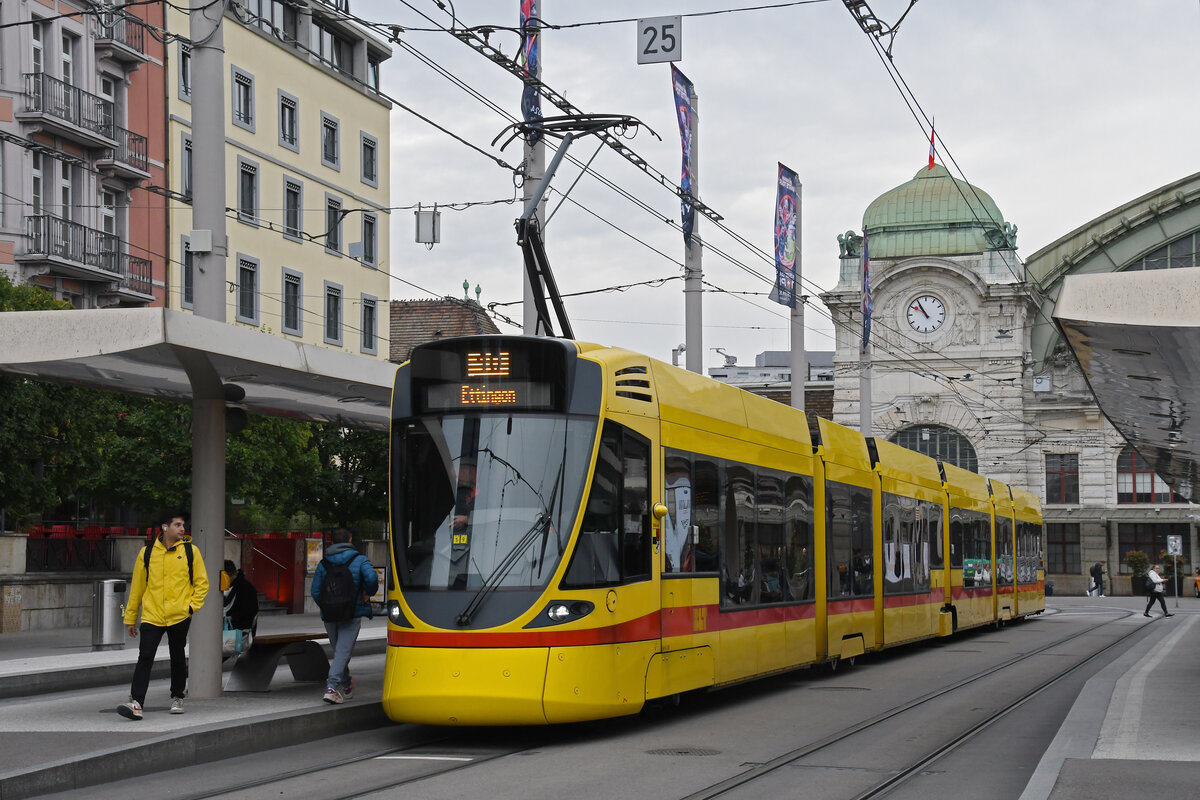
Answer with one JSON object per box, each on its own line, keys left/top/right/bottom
{"left": 389, "top": 298, "right": 500, "bottom": 364}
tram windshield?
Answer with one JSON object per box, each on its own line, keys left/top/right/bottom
{"left": 394, "top": 413, "right": 596, "bottom": 592}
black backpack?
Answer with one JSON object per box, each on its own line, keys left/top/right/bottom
{"left": 319, "top": 557, "right": 359, "bottom": 622}
{"left": 144, "top": 539, "right": 193, "bottom": 584}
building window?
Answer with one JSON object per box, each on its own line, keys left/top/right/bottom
{"left": 367, "top": 55, "right": 380, "bottom": 91}
{"left": 890, "top": 425, "right": 978, "bottom": 473}
{"left": 32, "top": 20, "right": 44, "bottom": 75}
{"left": 281, "top": 269, "right": 302, "bottom": 335}
{"left": 1126, "top": 232, "right": 1200, "bottom": 272}
{"left": 58, "top": 161, "right": 74, "bottom": 221}
{"left": 181, "top": 135, "right": 193, "bottom": 200}
{"left": 232, "top": 68, "right": 254, "bottom": 131}
{"left": 1117, "top": 523, "right": 1190, "bottom": 574}
{"left": 360, "top": 134, "right": 378, "bottom": 186}
{"left": 361, "top": 213, "right": 376, "bottom": 265}
{"left": 237, "top": 159, "right": 258, "bottom": 223}
{"left": 325, "top": 196, "right": 342, "bottom": 253}
{"left": 324, "top": 283, "right": 342, "bottom": 345}
{"left": 1045, "top": 523, "right": 1080, "bottom": 575}
{"left": 32, "top": 153, "right": 43, "bottom": 215}
{"left": 1117, "top": 445, "right": 1176, "bottom": 504}
{"left": 181, "top": 238, "right": 194, "bottom": 308}
{"left": 278, "top": 92, "right": 298, "bottom": 151}
{"left": 1045, "top": 454, "right": 1079, "bottom": 504}
{"left": 236, "top": 256, "right": 259, "bottom": 324}
{"left": 361, "top": 295, "right": 377, "bottom": 354}
{"left": 312, "top": 19, "right": 352, "bottom": 73}
{"left": 283, "top": 179, "right": 302, "bottom": 240}
{"left": 179, "top": 44, "right": 191, "bottom": 99}
{"left": 61, "top": 32, "right": 76, "bottom": 85}
{"left": 100, "top": 190, "right": 117, "bottom": 235}
{"left": 321, "top": 113, "right": 339, "bottom": 169}
{"left": 252, "top": 0, "right": 297, "bottom": 39}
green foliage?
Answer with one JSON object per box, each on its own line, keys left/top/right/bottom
{"left": 1158, "top": 551, "right": 1184, "bottom": 580}
{"left": 1125, "top": 550, "right": 1149, "bottom": 577}
{"left": 302, "top": 423, "right": 388, "bottom": 528}
{"left": 0, "top": 272, "right": 72, "bottom": 312}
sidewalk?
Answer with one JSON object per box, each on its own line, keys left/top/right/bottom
{"left": 0, "top": 613, "right": 390, "bottom": 800}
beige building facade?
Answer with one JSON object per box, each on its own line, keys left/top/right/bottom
{"left": 165, "top": 1, "right": 392, "bottom": 358}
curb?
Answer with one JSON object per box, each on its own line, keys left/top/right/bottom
{"left": 0, "top": 701, "right": 390, "bottom": 800}
{"left": 0, "top": 637, "right": 387, "bottom": 699}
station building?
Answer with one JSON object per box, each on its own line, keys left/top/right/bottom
{"left": 819, "top": 165, "right": 1200, "bottom": 595}
{"left": 163, "top": 0, "right": 393, "bottom": 358}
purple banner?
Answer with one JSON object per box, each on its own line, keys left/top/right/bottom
{"left": 520, "top": 0, "right": 541, "bottom": 143}
{"left": 671, "top": 65, "right": 695, "bottom": 247}
{"left": 773, "top": 163, "right": 799, "bottom": 308}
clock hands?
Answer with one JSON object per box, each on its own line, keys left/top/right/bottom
{"left": 911, "top": 300, "right": 930, "bottom": 319}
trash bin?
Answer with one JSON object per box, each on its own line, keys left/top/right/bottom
{"left": 92, "top": 579, "right": 127, "bottom": 651}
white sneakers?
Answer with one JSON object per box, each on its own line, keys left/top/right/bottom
{"left": 170, "top": 697, "right": 185, "bottom": 714}
{"left": 117, "top": 700, "right": 143, "bottom": 720}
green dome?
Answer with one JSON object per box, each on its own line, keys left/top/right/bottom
{"left": 862, "top": 165, "right": 1011, "bottom": 258}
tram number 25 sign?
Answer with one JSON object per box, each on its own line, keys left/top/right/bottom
{"left": 637, "top": 16, "right": 681, "bottom": 64}
{"left": 1167, "top": 535, "right": 1183, "bottom": 556}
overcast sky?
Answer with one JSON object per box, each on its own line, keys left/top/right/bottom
{"left": 355, "top": 0, "right": 1199, "bottom": 369}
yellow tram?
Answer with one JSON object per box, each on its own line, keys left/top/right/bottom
{"left": 382, "top": 336, "right": 1044, "bottom": 726}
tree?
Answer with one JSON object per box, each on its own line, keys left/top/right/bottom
{"left": 303, "top": 423, "right": 388, "bottom": 529}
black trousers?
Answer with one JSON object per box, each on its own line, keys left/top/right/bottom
{"left": 130, "top": 618, "right": 191, "bottom": 704}
{"left": 1145, "top": 591, "right": 1168, "bottom": 615}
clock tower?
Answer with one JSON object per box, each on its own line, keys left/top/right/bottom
{"left": 821, "top": 165, "right": 1038, "bottom": 486}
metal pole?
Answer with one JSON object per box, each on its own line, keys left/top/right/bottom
{"left": 186, "top": 0, "right": 227, "bottom": 697}
{"left": 790, "top": 182, "right": 805, "bottom": 411}
{"left": 684, "top": 87, "right": 703, "bottom": 374}
{"left": 521, "top": 7, "right": 545, "bottom": 335}
{"left": 859, "top": 352, "right": 872, "bottom": 436}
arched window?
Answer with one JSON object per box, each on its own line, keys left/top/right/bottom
{"left": 1122, "top": 231, "right": 1199, "bottom": 271}
{"left": 890, "top": 425, "right": 977, "bottom": 473}
{"left": 1116, "top": 445, "right": 1177, "bottom": 503}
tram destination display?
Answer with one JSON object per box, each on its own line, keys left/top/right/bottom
{"left": 411, "top": 339, "right": 568, "bottom": 413}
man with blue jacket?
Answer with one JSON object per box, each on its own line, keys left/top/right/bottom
{"left": 311, "top": 528, "right": 378, "bottom": 704}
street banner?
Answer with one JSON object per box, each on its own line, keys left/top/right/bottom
{"left": 671, "top": 64, "right": 696, "bottom": 247}
{"left": 773, "top": 163, "right": 799, "bottom": 308}
{"left": 520, "top": 1, "right": 541, "bottom": 142}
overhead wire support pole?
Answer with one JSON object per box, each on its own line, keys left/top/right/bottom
{"left": 494, "top": 114, "right": 658, "bottom": 342}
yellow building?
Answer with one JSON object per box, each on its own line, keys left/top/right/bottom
{"left": 165, "top": 2, "right": 392, "bottom": 358}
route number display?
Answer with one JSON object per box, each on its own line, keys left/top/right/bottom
{"left": 637, "top": 16, "right": 681, "bottom": 64}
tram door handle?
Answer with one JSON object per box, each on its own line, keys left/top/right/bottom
{"left": 652, "top": 503, "right": 668, "bottom": 546}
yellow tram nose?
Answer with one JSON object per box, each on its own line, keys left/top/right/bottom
{"left": 383, "top": 646, "right": 552, "bottom": 726}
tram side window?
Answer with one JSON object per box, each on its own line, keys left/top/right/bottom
{"left": 664, "top": 451, "right": 694, "bottom": 573}
{"left": 563, "top": 422, "right": 651, "bottom": 587}
{"left": 949, "top": 510, "right": 965, "bottom": 572}
{"left": 785, "top": 474, "right": 815, "bottom": 602}
{"left": 692, "top": 457, "right": 721, "bottom": 574}
{"left": 883, "top": 493, "right": 920, "bottom": 595}
{"left": 924, "top": 501, "right": 944, "bottom": 571}
{"left": 757, "top": 470, "right": 788, "bottom": 603}
{"left": 827, "top": 480, "right": 873, "bottom": 599}
{"left": 723, "top": 465, "right": 756, "bottom": 606}
{"left": 996, "top": 517, "right": 1013, "bottom": 584}
{"left": 395, "top": 421, "right": 455, "bottom": 589}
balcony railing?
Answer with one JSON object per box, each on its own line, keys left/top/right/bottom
{"left": 96, "top": 11, "right": 146, "bottom": 56}
{"left": 119, "top": 254, "right": 153, "bottom": 296}
{"left": 23, "top": 73, "right": 114, "bottom": 141}
{"left": 102, "top": 124, "right": 149, "bottom": 174}
{"left": 25, "top": 213, "right": 121, "bottom": 274}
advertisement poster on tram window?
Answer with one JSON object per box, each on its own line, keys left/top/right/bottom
{"left": 671, "top": 64, "right": 696, "bottom": 247}
{"left": 773, "top": 162, "right": 799, "bottom": 308}
{"left": 306, "top": 538, "right": 323, "bottom": 574}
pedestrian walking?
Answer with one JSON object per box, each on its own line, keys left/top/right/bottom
{"left": 1090, "top": 561, "right": 1106, "bottom": 597}
{"left": 311, "top": 528, "right": 378, "bottom": 704}
{"left": 118, "top": 512, "right": 209, "bottom": 720}
{"left": 1144, "top": 564, "right": 1174, "bottom": 618}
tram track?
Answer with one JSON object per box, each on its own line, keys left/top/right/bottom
{"left": 680, "top": 609, "right": 1153, "bottom": 800}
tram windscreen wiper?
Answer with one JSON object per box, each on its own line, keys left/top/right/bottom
{"left": 455, "top": 462, "right": 564, "bottom": 627}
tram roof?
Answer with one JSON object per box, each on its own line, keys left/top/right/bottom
{"left": 1053, "top": 269, "right": 1200, "bottom": 503}
{"left": 0, "top": 308, "right": 396, "bottom": 430}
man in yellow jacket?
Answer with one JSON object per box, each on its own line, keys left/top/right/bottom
{"left": 118, "top": 512, "right": 209, "bottom": 720}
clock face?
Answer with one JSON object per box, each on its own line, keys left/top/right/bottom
{"left": 907, "top": 294, "right": 947, "bottom": 333}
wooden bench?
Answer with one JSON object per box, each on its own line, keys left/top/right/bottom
{"left": 224, "top": 632, "right": 329, "bottom": 693}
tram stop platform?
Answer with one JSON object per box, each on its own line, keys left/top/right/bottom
{"left": 0, "top": 598, "right": 1197, "bottom": 799}
{"left": 0, "top": 612, "right": 390, "bottom": 800}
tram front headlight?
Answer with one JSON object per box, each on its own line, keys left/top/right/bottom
{"left": 530, "top": 600, "right": 594, "bottom": 627}
{"left": 547, "top": 603, "right": 571, "bottom": 622}
{"left": 387, "top": 599, "right": 404, "bottom": 624}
